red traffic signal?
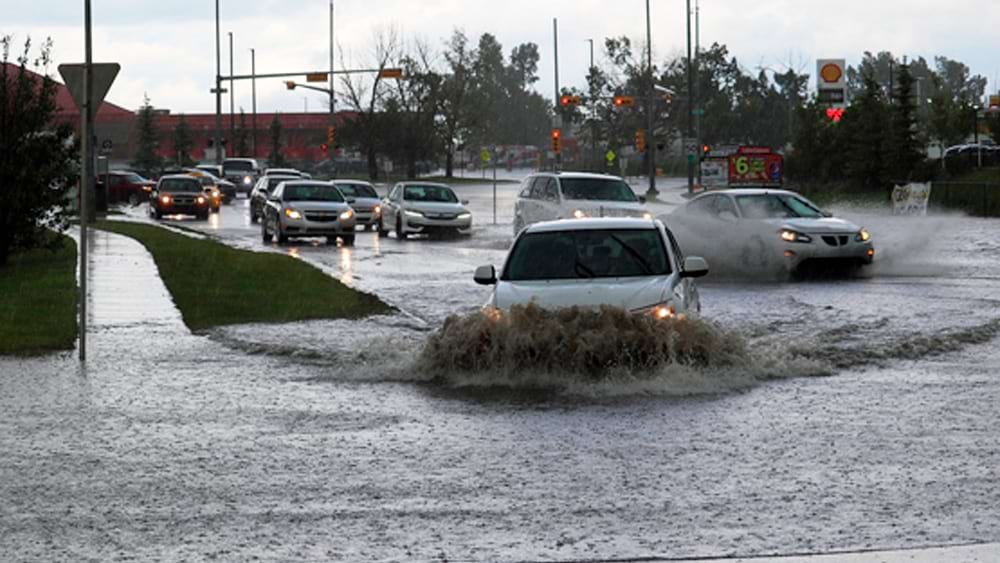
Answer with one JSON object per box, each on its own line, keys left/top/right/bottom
{"left": 321, "top": 144, "right": 329, "bottom": 152}
{"left": 826, "top": 108, "right": 845, "bottom": 122}
{"left": 551, "top": 128, "right": 562, "bottom": 153}
{"left": 613, "top": 96, "right": 636, "bottom": 108}
{"left": 559, "top": 95, "right": 582, "bottom": 107}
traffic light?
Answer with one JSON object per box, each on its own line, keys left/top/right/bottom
{"left": 634, "top": 129, "right": 646, "bottom": 153}
{"left": 327, "top": 125, "right": 336, "bottom": 147}
{"left": 826, "top": 108, "right": 845, "bottom": 122}
{"left": 551, "top": 128, "right": 562, "bottom": 153}
{"left": 321, "top": 143, "right": 329, "bottom": 153}
{"left": 285, "top": 81, "right": 297, "bottom": 91}
{"left": 559, "top": 95, "right": 582, "bottom": 107}
{"left": 613, "top": 96, "right": 636, "bottom": 108}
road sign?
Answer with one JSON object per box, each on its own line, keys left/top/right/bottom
{"left": 684, "top": 138, "right": 699, "bottom": 157}
{"left": 100, "top": 139, "right": 113, "bottom": 155}
{"left": 58, "top": 63, "right": 121, "bottom": 111}
{"left": 605, "top": 150, "right": 616, "bottom": 164}
{"left": 378, "top": 68, "right": 404, "bottom": 79}
{"left": 480, "top": 149, "right": 492, "bottom": 164}
{"left": 306, "top": 72, "right": 328, "bottom": 83}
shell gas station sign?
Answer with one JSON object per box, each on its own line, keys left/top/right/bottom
{"left": 817, "top": 59, "right": 847, "bottom": 109}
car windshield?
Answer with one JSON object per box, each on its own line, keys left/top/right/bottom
{"left": 337, "top": 183, "right": 378, "bottom": 199}
{"left": 124, "top": 173, "right": 148, "bottom": 183}
{"left": 223, "top": 161, "right": 253, "bottom": 172}
{"left": 283, "top": 184, "right": 344, "bottom": 202}
{"left": 504, "top": 229, "right": 670, "bottom": 281}
{"left": 267, "top": 177, "right": 296, "bottom": 191}
{"left": 736, "top": 194, "right": 824, "bottom": 219}
{"left": 159, "top": 179, "right": 201, "bottom": 193}
{"left": 560, "top": 178, "right": 638, "bottom": 202}
{"left": 404, "top": 185, "right": 457, "bottom": 203}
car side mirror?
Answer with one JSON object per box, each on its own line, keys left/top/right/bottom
{"left": 821, "top": 210, "right": 833, "bottom": 218}
{"left": 474, "top": 265, "right": 497, "bottom": 286}
{"left": 461, "top": 199, "right": 470, "bottom": 205}
{"left": 681, "top": 256, "right": 710, "bottom": 279}
{"left": 638, "top": 195, "right": 647, "bottom": 204}
{"left": 268, "top": 195, "right": 281, "bottom": 203}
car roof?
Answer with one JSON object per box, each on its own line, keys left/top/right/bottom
{"left": 399, "top": 181, "right": 450, "bottom": 188}
{"left": 275, "top": 180, "right": 333, "bottom": 188}
{"left": 332, "top": 179, "right": 374, "bottom": 185}
{"left": 524, "top": 218, "right": 659, "bottom": 234}
{"left": 159, "top": 174, "right": 201, "bottom": 182}
{"left": 533, "top": 172, "right": 624, "bottom": 181}
{"left": 696, "top": 188, "right": 795, "bottom": 197}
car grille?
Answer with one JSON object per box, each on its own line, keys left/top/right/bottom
{"left": 305, "top": 212, "right": 340, "bottom": 223}
{"left": 822, "top": 235, "right": 851, "bottom": 247}
{"left": 171, "top": 195, "right": 197, "bottom": 205}
{"left": 425, "top": 213, "right": 458, "bottom": 220}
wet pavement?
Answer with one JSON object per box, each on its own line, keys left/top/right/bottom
{"left": 2, "top": 175, "right": 1000, "bottom": 561}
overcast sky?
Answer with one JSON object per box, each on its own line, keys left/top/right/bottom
{"left": 5, "top": 0, "right": 998, "bottom": 115}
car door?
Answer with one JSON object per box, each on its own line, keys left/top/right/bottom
{"left": 383, "top": 185, "right": 401, "bottom": 226}
{"left": 514, "top": 177, "right": 534, "bottom": 226}
{"left": 663, "top": 226, "right": 699, "bottom": 312}
{"left": 524, "top": 176, "right": 550, "bottom": 224}
{"left": 540, "top": 177, "right": 562, "bottom": 220}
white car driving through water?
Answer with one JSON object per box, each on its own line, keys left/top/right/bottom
{"left": 513, "top": 172, "right": 652, "bottom": 236}
{"left": 670, "top": 188, "right": 875, "bottom": 278}
{"left": 474, "top": 218, "right": 709, "bottom": 318}
{"left": 378, "top": 182, "right": 472, "bottom": 239}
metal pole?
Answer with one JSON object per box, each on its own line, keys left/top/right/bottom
{"left": 588, "top": 39, "right": 594, "bottom": 69}
{"left": 553, "top": 18, "right": 561, "bottom": 172}
{"left": 251, "top": 48, "right": 257, "bottom": 157}
{"left": 79, "top": 0, "right": 93, "bottom": 362}
{"left": 229, "top": 32, "right": 235, "bottom": 152}
{"left": 645, "top": 0, "right": 657, "bottom": 197}
{"left": 214, "top": 0, "right": 222, "bottom": 164}
{"left": 695, "top": 0, "right": 702, "bottom": 187}
{"left": 975, "top": 108, "right": 982, "bottom": 168}
{"left": 329, "top": 0, "right": 335, "bottom": 117}
{"left": 685, "top": 0, "right": 695, "bottom": 195}
{"left": 587, "top": 38, "right": 596, "bottom": 172}
{"left": 493, "top": 151, "right": 497, "bottom": 225}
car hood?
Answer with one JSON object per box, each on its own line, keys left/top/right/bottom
{"left": 346, "top": 197, "right": 381, "bottom": 209}
{"left": 493, "top": 276, "right": 671, "bottom": 312}
{"left": 285, "top": 201, "right": 352, "bottom": 212}
{"left": 402, "top": 201, "right": 469, "bottom": 214}
{"left": 567, "top": 201, "right": 647, "bottom": 218}
{"left": 766, "top": 217, "right": 861, "bottom": 234}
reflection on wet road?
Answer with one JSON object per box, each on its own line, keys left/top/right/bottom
{"left": 4, "top": 176, "right": 1000, "bottom": 561}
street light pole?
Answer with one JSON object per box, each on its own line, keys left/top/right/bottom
{"left": 229, "top": 32, "right": 235, "bottom": 149}
{"left": 694, "top": 0, "right": 702, "bottom": 187}
{"left": 553, "top": 18, "right": 561, "bottom": 172}
{"left": 685, "top": 0, "right": 695, "bottom": 194}
{"left": 214, "top": 0, "right": 222, "bottom": 164}
{"left": 645, "top": 0, "right": 657, "bottom": 197}
{"left": 587, "top": 38, "right": 596, "bottom": 172}
{"left": 329, "top": 0, "right": 335, "bottom": 118}
{"left": 251, "top": 48, "right": 257, "bottom": 157}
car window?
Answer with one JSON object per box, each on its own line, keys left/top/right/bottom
{"left": 529, "top": 177, "right": 548, "bottom": 199}
{"left": 687, "top": 195, "right": 718, "bottom": 216}
{"left": 542, "top": 179, "right": 560, "bottom": 202}
{"left": 664, "top": 227, "right": 685, "bottom": 271}
{"left": 388, "top": 186, "right": 400, "bottom": 201}
{"left": 403, "top": 185, "right": 458, "bottom": 203}
{"left": 716, "top": 195, "right": 738, "bottom": 217}
{"left": 336, "top": 183, "right": 378, "bottom": 199}
{"left": 268, "top": 177, "right": 295, "bottom": 191}
{"left": 504, "top": 229, "right": 670, "bottom": 281}
{"left": 518, "top": 177, "right": 534, "bottom": 198}
{"left": 108, "top": 176, "right": 123, "bottom": 186}
{"left": 736, "top": 194, "right": 824, "bottom": 219}
{"left": 223, "top": 160, "right": 254, "bottom": 172}
{"left": 283, "top": 184, "right": 345, "bottom": 202}
{"left": 159, "top": 179, "right": 201, "bottom": 193}
{"left": 124, "top": 173, "right": 147, "bottom": 183}
{"left": 559, "top": 178, "right": 638, "bottom": 202}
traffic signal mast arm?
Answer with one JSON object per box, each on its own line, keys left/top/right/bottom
{"left": 285, "top": 81, "right": 334, "bottom": 95}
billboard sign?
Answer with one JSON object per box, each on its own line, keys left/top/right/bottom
{"left": 729, "top": 152, "right": 784, "bottom": 186}
{"left": 817, "top": 59, "right": 847, "bottom": 109}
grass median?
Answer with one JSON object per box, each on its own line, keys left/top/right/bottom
{"left": 95, "top": 221, "right": 392, "bottom": 331}
{"left": 0, "top": 235, "right": 78, "bottom": 356}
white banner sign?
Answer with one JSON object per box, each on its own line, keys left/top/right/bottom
{"left": 700, "top": 159, "right": 728, "bottom": 189}
{"left": 892, "top": 183, "right": 932, "bottom": 216}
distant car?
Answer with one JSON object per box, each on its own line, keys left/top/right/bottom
{"left": 513, "top": 172, "right": 651, "bottom": 235}
{"left": 263, "top": 168, "right": 308, "bottom": 179}
{"left": 148, "top": 175, "right": 211, "bottom": 220}
{"left": 249, "top": 175, "right": 299, "bottom": 224}
{"left": 332, "top": 180, "right": 382, "bottom": 231}
{"left": 378, "top": 182, "right": 472, "bottom": 239}
{"left": 261, "top": 180, "right": 356, "bottom": 246}
{"left": 102, "top": 171, "right": 155, "bottom": 205}
{"left": 184, "top": 168, "right": 237, "bottom": 202}
{"left": 195, "top": 164, "right": 224, "bottom": 178}
{"left": 222, "top": 158, "right": 261, "bottom": 195}
{"left": 670, "top": 188, "right": 875, "bottom": 277}
{"left": 474, "top": 218, "right": 708, "bottom": 316}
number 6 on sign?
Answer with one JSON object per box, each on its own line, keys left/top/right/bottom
{"left": 735, "top": 156, "right": 749, "bottom": 175}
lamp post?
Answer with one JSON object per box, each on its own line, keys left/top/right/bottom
{"left": 251, "top": 48, "right": 257, "bottom": 157}
{"left": 329, "top": 0, "right": 335, "bottom": 118}
{"left": 228, "top": 32, "right": 235, "bottom": 148}
{"left": 644, "top": 0, "right": 657, "bottom": 197}
{"left": 213, "top": 0, "right": 222, "bottom": 163}
{"left": 586, "top": 38, "right": 596, "bottom": 171}
{"left": 685, "top": 0, "right": 695, "bottom": 195}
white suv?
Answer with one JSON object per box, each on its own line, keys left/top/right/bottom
{"left": 513, "top": 172, "right": 651, "bottom": 235}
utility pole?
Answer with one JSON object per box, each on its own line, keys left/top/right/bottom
{"left": 694, "top": 0, "right": 702, "bottom": 187}
{"left": 329, "top": 0, "right": 336, "bottom": 119}
{"left": 228, "top": 32, "right": 235, "bottom": 151}
{"left": 553, "top": 18, "right": 561, "bottom": 172}
{"left": 645, "top": 0, "right": 657, "bottom": 197}
{"left": 214, "top": 0, "right": 222, "bottom": 164}
{"left": 79, "top": 0, "right": 94, "bottom": 362}
{"left": 587, "top": 38, "right": 596, "bottom": 172}
{"left": 251, "top": 48, "right": 258, "bottom": 157}
{"left": 685, "top": 0, "right": 695, "bottom": 194}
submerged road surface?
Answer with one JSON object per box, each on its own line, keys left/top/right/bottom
{"left": 3, "top": 178, "right": 1000, "bottom": 561}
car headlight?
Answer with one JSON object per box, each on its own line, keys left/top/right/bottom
{"left": 642, "top": 212, "right": 653, "bottom": 220}
{"left": 856, "top": 228, "right": 871, "bottom": 242}
{"left": 780, "top": 229, "right": 812, "bottom": 243}
{"left": 404, "top": 210, "right": 424, "bottom": 218}
{"left": 373, "top": 205, "right": 381, "bottom": 215}
{"left": 284, "top": 208, "right": 302, "bottom": 220}
{"left": 458, "top": 212, "right": 472, "bottom": 220}
{"left": 196, "top": 196, "right": 206, "bottom": 204}
{"left": 243, "top": 176, "right": 252, "bottom": 184}
{"left": 160, "top": 195, "right": 171, "bottom": 204}
{"left": 572, "top": 209, "right": 588, "bottom": 219}
{"left": 339, "top": 209, "right": 354, "bottom": 221}
{"left": 633, "top": 302, "right": 676, "bottom": 320}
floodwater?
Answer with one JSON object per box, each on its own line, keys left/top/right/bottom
{"left": 2, "top": 176, "right": 1000, "bottom": 561}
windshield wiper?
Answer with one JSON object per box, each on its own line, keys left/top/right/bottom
{"left": 610, "top": 234, "right": 654, "bottom": 275}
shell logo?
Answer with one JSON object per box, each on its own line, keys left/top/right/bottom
{"left": 821, "top": 63, "right": 843, "bottom": 84}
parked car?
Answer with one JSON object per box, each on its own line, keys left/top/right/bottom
{"left": 185, "top": 168, "right": 237, "bottom": 202}
{"left": 148, "top": 175, "right": 211, "bottom": 220}
{"left": 513, "top": 172, "right": 651, "bottom": 235}
{"left": 378, "top": 182, "right": 472, "bottom": 239}
{"left": 670, "top": 188, "right": 875, "bottom": 277}
{"left": 102, "top": 171, "right": 155, "bottom": 205}
{"left": 332, "top": 180, "right": 382, "bottom": 231}
{"left": 249, "top": 175, "right": 299, "bottom": 224}
{"left": 222, "top": 158, "right": 261, "bottom": 195}
{"left": 261, "top": 181, "right": 356, "bottom": 246}
{"left": 474, "top": 218, "right": 708, "bottom": 317}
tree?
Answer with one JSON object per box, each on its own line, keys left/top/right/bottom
{"left": 172, "top": 114, "right": 194, "bottom": 166}
{"left": 384, "top": 41, "right": 441, "bottom": 178}
{"left": 883, "top": 62, "right": 924, "bottom": 183}
{"left": 234, "top": 108, "right": 250, "bottom": 157}
{"left": 267, "top": 115, "right": 286, "bottom": 167}
{"left": 438, "top": 30, "right": 475, "bottom": 177}
{"left": 842, "top": 72, "right": 890, "bottom": 190}
{"left": 131, "top": 94, "right": 162, "bottom": 175}
{"left": 0, "top": 36, "right": 77, "bottom": 265}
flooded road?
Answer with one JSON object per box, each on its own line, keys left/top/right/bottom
{"left": 3, "top": 177, "right": 1000, "bottom": 561}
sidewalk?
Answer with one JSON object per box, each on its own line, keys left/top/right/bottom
{"left": 667, "top": 542, "right": 1000, "bottom": 562}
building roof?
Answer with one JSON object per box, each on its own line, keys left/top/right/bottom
{"left": 1, "top": 62, "right": 134, "bottom": 121}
